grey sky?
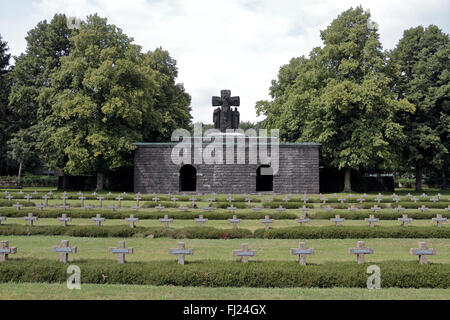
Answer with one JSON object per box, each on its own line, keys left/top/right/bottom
{"left": 0, "top": 0, "right": 449, "bottom": 124}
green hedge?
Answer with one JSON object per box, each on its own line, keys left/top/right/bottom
{"left": 1, "top": 223, "right": 449, "bottom": 239}
{"left": 0, "top": 208, "right": 297, "bottom": 220}
{"left": 255, "top": 226, "right": 450, "bottom": 239}
{"left": 0, "top": 225, "right": 252, "bottom": 239}
{"left": 0, "top": 200, "right": 35, "bottom": 207}
{"left": 263, "top": 202, "right": 314, "bottom": 209}
{"left": 312, "top": 210, "right": 450, "bottom": 220}
{"left": 0, "top": 259, "right": 448, "bottom": 288}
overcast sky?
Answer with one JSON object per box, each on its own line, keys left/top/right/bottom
{"left": 1, "top": 0, "right": 449, "bottom": 124}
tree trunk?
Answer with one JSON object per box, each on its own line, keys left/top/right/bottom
{"left": 343, "top": 168, "right": 352, "bottom": 192}
{"left": 96, "top": 172, "right": 104, "bottom": 191}
{"left": 442, "top": 167, "right": 448, "bottom": 190}
{"left": 415, "top": 167, "right": 423, "bottom": 192}
{"left": 17, "top": 161, "right": 23, "bottom": 187}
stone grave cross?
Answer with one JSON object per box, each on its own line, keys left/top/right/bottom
{"left": 53, "top": 240, "right": 77, "bottom": 263}
{"left": 290, "top": 242, "right": 314, "bottom": 266}
{"left": 58, "top": 213, "right": 72, "bottom": 227}
{"left": 109, "top": 241, "right": 134, "bottom": 264}
{"left": 125, "top": 214, "right": 139, "bottom": 228}
{"left": 0, "top": 241, "right": 17, "bottom": 262}
{"left": 232, "top": 243, "right": 257, "bottom": 263}
{"left": 260, "top": 215, "right": 274, "bottom": 230}
{"left": 349, "top": 241, "right": 374, "bottom": 264}
{"left": 170, "top": 242, "right": 193, "bottom": 265}
{"left": 194, "top": 215, "right": 208, "bottom": 227}
{"left": 91, "top": 214, "right": 105, "bottom": 226}
{"left": 24, "top": 213, "right": 38, "bottom": 226}
{"left": 410, "top": 242, "right": 436, "bottom": 265}
{"left": 228, "top": 215, "right": 241, "bottom": 229}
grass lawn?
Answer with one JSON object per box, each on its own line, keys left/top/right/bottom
{"left": 4, "top": 236, "right": 450, "bottom": 264}
{"left": 0, "top": 282, "right": 448, "bottom": 300}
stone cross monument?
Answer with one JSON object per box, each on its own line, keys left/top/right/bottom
{"left": 212, "top": 89, "right": 240, "bottom": 132}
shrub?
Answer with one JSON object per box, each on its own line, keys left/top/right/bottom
{"left": 0, "top": 208, "right": 297, "bottom": 220}
{"left": 0, "top": 259, "right": 448, "bottom": 288}
{"left": 256, "top": 226, "right": 450, "bottom": 239}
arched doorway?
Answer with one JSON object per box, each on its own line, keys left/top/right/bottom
{"left": 256, "top": 165, "right": 273, "bottom": 192}
{"left": 179, "top": 165, "right": 197, "bottom": 192}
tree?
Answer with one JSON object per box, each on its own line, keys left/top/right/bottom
{"left": 7, "top": 14, "right": 72, "bottom": 178}
{"left": 40, "top": 14, "right": 191, "bottom": 190}
{"left": 0, "top": 34, "right": 11, "bottom": 175}
{"left": 388, "top": 25, "right": 449, "bottom": 190}
{"left": 258, "top": 7, "right": 414, "bottom": 192}
{"left": 141, "top": 48, "right": 192, "bottom": 142}
{"left": 7, "top": 128, "right": 38, "bottom": 185}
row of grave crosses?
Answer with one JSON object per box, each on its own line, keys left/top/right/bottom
{"left": 7, "top": 197, "right": 450, "bottom": 214}
{"left": 0, "top": 212, "right": 447, "bottom": 228}
{"left": 4, "top": 191, "right": 448, "bottom": 203}
{"left": 0, "top": 240, "right": 438, "bottom": 265}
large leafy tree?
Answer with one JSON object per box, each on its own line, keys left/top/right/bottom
{"left": 388, "top": 25, "right": 449, "bottom": 190}
{"left": 40, "top": 14, "right": 191, "bottom": 189}
{"left": 7, "top": 14, "right": 72, "bottom": 178}
{"left": 0, "top": 34, "right": 11, "bottom": 175}
{"left": 258, "top": 7, "right": 413, "bottom": 192}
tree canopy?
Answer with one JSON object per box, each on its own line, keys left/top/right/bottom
{"left": 388, "top": 25, "right": 449, "bottom": 190}
{"left": 257, "top": 6, "right": 415, "bottom": 191}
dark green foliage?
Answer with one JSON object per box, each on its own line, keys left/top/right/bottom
{"left": 0, "top": 208, "right": 297, "bottom": 220}
{"left": 263, "top": 202, "right": 314, "bottom": 209}
{"left": 256, "top": 226, "right": 450, "bottom": 239}
{"left": 0, "top": 224, "right": 252, "bottom": 239}
{"left": 0, "top": 200, "right": 35, "bottom": 207}
{"left": 313, "top": 210, "right": 450, "bottom": 220}
{"left": 0, "top": 259, "right": 448, "bottom": 288}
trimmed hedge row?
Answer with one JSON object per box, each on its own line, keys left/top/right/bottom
{"left": 0, "top": 259, "right": 448, "bottom": 288}
{"left": 0, "top": 208, "right": 297, "bottom": 220}
{"left": 263, "top": 202, "right": 315, "bottom": 209}
{"left": 0, "top": 200, "right": 35, "bottom": 207}
{"left": 0, "top": 225, "right": 252, "bottom": 239}
{"left": 312, "top": 211, "right": 450, "bottom": 220}
{"left": 255, "top": 226, "right": 450, "bottom": 239}
{"left": 0, "top": 224, "right": 449, "bottom": 239}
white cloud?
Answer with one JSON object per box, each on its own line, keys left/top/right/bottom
{"left": 1, "top": 0, "right": 449, "bottom": 125}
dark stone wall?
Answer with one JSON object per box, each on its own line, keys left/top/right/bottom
{"left": 134, "top": 139, "right": 320, "bottom": 194}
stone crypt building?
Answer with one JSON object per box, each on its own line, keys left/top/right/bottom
{"left": 133, "top": 90, "right": 320, "bottom": 194}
